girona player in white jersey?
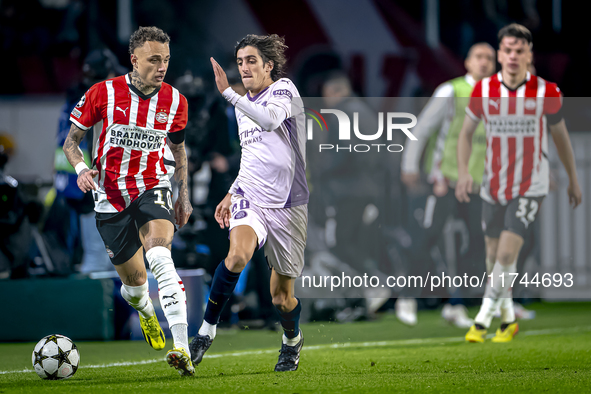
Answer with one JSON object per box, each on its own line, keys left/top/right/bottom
{"left": 189, "top": 34, "right": 308, "bottom": 372}
{"left": 456, "top": 24, "right": 582, "bottom": 343}
{"left": 63, "top": 26, "right": 194, "bottom": 376}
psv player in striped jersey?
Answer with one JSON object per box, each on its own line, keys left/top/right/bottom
{"left": 456, "top": 24, "right": 582, "bottom": 343}
{"left": 63, "top": 27, "right": 194, "bottom": 376}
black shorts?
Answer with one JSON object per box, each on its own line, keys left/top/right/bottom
{"left": 95, "top": 188, "right": 175, "bottom": 265}
{"left": 481, "top": 196, "right": 544, "bottom": 239}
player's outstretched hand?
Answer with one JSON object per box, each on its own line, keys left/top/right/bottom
{"left": 210, "top": 57, "right": 230, "bottom": 95}
{"left": 455, "top": 173, "right": 473, "bottom": 203}
{"left": 77, "top": 169, "right": 99, "bottom": 193}
{"left": 174, "top": 196, "right": 193, "bottom": 229}
{"left": 568, "top": 181, "right": 582, "bottom": 209}
{"left": 215, "top": 193, "right": 232, "bottom": 229}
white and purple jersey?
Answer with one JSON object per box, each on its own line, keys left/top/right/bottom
{"left": 222, "top": 78, "right": 308, "bottom": 208}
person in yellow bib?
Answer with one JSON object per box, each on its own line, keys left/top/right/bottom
{"left": 398, "top": 43, "right": 495, "bottom": 328}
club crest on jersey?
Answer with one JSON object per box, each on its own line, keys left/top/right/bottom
{"left": 525, "top": 98, "right": 537, "bottom": 110}
{"left": 76, "top": 94, "right": 86, "bottom": 108}
{"left": 156, "top": 111, "right": 168, "bottom": 123}
{"left": 105, "top": 246, "right": 114, "bottom": 258}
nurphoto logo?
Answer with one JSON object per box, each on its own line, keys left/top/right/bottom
{"left": 305, "top": 107, "right": 417, "bottom": 153}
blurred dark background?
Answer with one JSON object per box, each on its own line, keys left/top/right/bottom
{"left": 0, "top": 0, "right": 587, "bottom": 96}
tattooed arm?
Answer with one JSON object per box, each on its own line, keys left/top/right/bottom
{"left": 63, "top": 123, "right": 98, "bottom": 192}
{"left": 168, "top": 139, "right": 192, "bottom": 228}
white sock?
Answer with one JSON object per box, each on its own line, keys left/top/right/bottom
{"left": 486, "top": 257, "right": 495, "bottom": 275}
{"left": 121, "top": 282, "right": 154, "bottom": 319}
{"left": 146, "top": 247, "right": 187, "bottom": 327}
{"left": 199, "top": 320, "right": 217, "bottom": 339}
{"left": 171, "top": 323, "right": 189, "bottom": 354}
{"left": 474, "top": 297, "right": 496, "bottom": 328}
{"left": 497, "top": 260, "right": 516, "bottom": 304}
{"left": 475, "top": 260, "right": 516, "bottom": 328}
{"left": 283, "top": 331, "right": 301, "bottom": 346}
{"left": 500, "top": 295, "right": 515, "bottom": 323}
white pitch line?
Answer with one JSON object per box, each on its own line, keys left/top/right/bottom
{"left": 2, "top": 325, "right": 591, "bottom": 375}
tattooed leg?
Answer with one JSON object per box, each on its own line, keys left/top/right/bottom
{"left": 144, "top": 237, "right": 173, "bottom": 250}
{"left": 126, "top": 270, "right": 145, "bottom": 284}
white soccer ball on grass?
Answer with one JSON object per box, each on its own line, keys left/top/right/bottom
{"left": 32, "top": 334, "right": 80, "bottom": 380}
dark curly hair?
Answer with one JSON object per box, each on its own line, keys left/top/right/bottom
{"left": 129, "top": 26, "right": 170, "bottom": 55}
{"left": 498, "top": 23, "right": 532, "bottom": 49}
{"left": 235, "top": 34, "right": 288, "bottom": 81}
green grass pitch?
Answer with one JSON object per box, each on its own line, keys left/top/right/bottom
{"left": 1, "top": 302, "right": 590, "bottom": 393}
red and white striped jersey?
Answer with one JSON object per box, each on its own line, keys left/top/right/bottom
{"left": 466, "top": 71, "right": 562, "bottom": 205}
{"left": 69, "top": 74, "right": 188, "bottom": 213}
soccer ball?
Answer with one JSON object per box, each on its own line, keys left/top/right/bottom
{"left": 32, "top": 334, "right": 80, "bottom": 380}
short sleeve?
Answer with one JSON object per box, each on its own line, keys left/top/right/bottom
{"left": 69, "top": 82, "right": 104, "bottom": 130}
{"left": 169, "top": 93, "right": 188, "bottom": 133}
{"left": 544, "top": 83, "right": 563, "bottom": 115}
{"left": 466, "top": 80, "right": 483, "bottom": 121}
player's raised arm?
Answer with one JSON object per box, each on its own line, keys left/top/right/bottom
{"left": 168, "top": 139, "right": 193, "bottom": 228}
{"left": 455, "top": 115, "right": 479, "bottom": 203}
{"left": 211, "top": 54, "right": 291, "bottom": 132}
{"left": 549, "top": 119, "right": 582, "bottom": 208}
{"left": 63, "top": 123, "right": 98, "bottom": 193}
{"left": 211, "top": 57, "right": 230, "bottom": 95}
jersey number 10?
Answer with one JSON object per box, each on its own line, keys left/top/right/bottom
{"left": 154, "top": 190, "right": 173, "bottom": 210}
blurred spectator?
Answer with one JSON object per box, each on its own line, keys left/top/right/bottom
{"left": 319, "top": 72, "right": 385, "bottom": 272}
{"left": 0, "top": 0, "right": 86, "bottom": 94}
{"left": 0, "top": 134, "right": 41, "bottom": 279}
{"left": 313, "top": 72, "right": 391, "bottom": 316}
{"left": 45, "top": 48, "right": 126, "bottom": 274}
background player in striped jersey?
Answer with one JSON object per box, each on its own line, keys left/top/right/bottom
{"left": 456, "top": 24, "right": 582, "bottom": 343}
{"left": 63, "top": 26, "right": 194, "bottom": 376}
{"left": 400, "top": 42, "right": 496, "bottom": 328}
{"left": 190, "top": 34, "right": 308, "bottom": 372}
